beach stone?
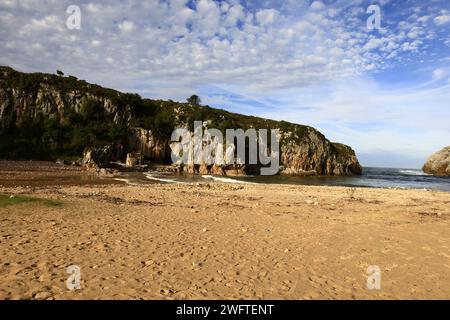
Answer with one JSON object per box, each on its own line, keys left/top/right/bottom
{"left": 82, "top": 146, "right": 110, "bottom": 169}
{"left": 143, "top": 260, "right": 154, "bottom": 266}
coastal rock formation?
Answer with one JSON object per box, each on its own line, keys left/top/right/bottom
{"left": 422, "top": 147, "right": 450, "bottom": 176}
{"left": 127, "top": 128, "right": 168, "bottom": 161}
{"left": 0, "top": 66, "right": 362, "bottom": 176}
{"left": 182, "top": 164, "right": 249, "bottom": 176}
{"left": 125, "top": 152, "right": 143, "bottom": 168}
{"left": 82, "top": 145, "right": 119, "bottom": 169}
{"left": 280, "top": 133, "right": 362, "bottom": 176}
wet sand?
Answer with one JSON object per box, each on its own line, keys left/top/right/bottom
{"left": 0, "top": 161, "right": 449, "bottom": 300}
{"left": 0, "top": 160, "right": 122, "bottom": 187}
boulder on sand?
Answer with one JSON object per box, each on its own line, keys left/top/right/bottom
{"left": 82, "top": 145, "right": 116, "bottom": 169}
{"left": 422, "top": 146, "right": 450, "bottom": 176}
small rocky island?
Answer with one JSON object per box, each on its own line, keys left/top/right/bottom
{"left": 423, "top": 146, "right": 450, "bottom": 176}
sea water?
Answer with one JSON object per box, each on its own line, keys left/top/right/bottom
{"left": 119, "top": 167, "right": 450, "bottom": 192}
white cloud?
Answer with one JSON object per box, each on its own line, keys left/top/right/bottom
{"left": 90, "top": 40, "right": 101, "bottom": 47}
{"left": 85, "top": 3, "right": 102, "bottom": 13}
{"left": 0, "top": 0, "right": 443, "bottom": 92}
{"left": 432, "top": 68, "right": 447, "bottom": 80}
{"left": 434, "top": 14, "right": 450, "bottom": 25}
{"left": 310, "top": 1, "right": 325, "bottom": 11}
{"left": 256, "top": 9, "right": 279, "bottom": 26}
{"left": 224, "top": 4, "right": 244, "bottom": 26}
{"left": 118, "top": 20, "right": 135, "bottom": 32}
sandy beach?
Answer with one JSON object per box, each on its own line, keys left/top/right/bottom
{"left": 0, "top": 162, "right": 450, "bottom": 300}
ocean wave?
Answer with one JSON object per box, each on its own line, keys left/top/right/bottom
{"left": 144, "top": 173, "right": 184, "bottom": 184}
{"left": 399, "top": 170, "right": 431, "bottom": 176}
{"left": 201, "top": 175, "right": 256, "bottom": 184}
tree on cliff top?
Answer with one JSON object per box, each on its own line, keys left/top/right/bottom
{"left": 187, "top": 94, "right": 201, "bottom": 106}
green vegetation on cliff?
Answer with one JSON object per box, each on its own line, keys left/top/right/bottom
{"left": 0, "top": 98, "right": 128, "bottom": 159}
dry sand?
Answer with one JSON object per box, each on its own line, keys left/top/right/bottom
{"left": 0, "top": 163, "right": 450, "bottom": 300}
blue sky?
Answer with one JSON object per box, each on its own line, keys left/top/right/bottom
{"left": 0, "top": 0, "right": 449, "bottom": 168}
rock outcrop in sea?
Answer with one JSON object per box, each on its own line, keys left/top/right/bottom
{"left": 423, "top": 146, "right": 450, "bottom": 176}
{"left": 0, "top": 66, "right": 362, "bottom": 176}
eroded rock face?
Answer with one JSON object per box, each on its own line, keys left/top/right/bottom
{"left": 0, "top": 86, "right": 130, "bottom": 131}
{"left": 280, "top": 132, "right": 362, "bottom": 176}
{"left": 127, "top": 128, "right": 168, "bottom": 161}
{"left": 423, "top": 147, "right": 450, "bottom": 176}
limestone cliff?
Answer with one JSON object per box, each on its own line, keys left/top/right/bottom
{"left": 423, "top": 147, "right": 450, "bottom": 176}
{"left": 0, "top": 66, "right": 362, "bottom": 176}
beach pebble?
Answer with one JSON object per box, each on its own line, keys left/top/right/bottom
{"left": 142, "top": 260, "right": 154, "bottom": 266}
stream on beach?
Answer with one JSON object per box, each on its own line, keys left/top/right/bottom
{"left": 118, "top": 167, "right": 450, "bottom": 192}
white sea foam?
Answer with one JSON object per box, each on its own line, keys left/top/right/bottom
{"left": 201, "top": 175, "right": 256, "bottom": 184}
{"left": 144, "top": 173, "right": 183, "bottom": 184}
{"left": 399, "top": 170, "right": 431, "bottom": 176}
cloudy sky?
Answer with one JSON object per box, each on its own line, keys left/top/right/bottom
{"left": 1, "top": 0, "right": 449, "bottom": 168}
